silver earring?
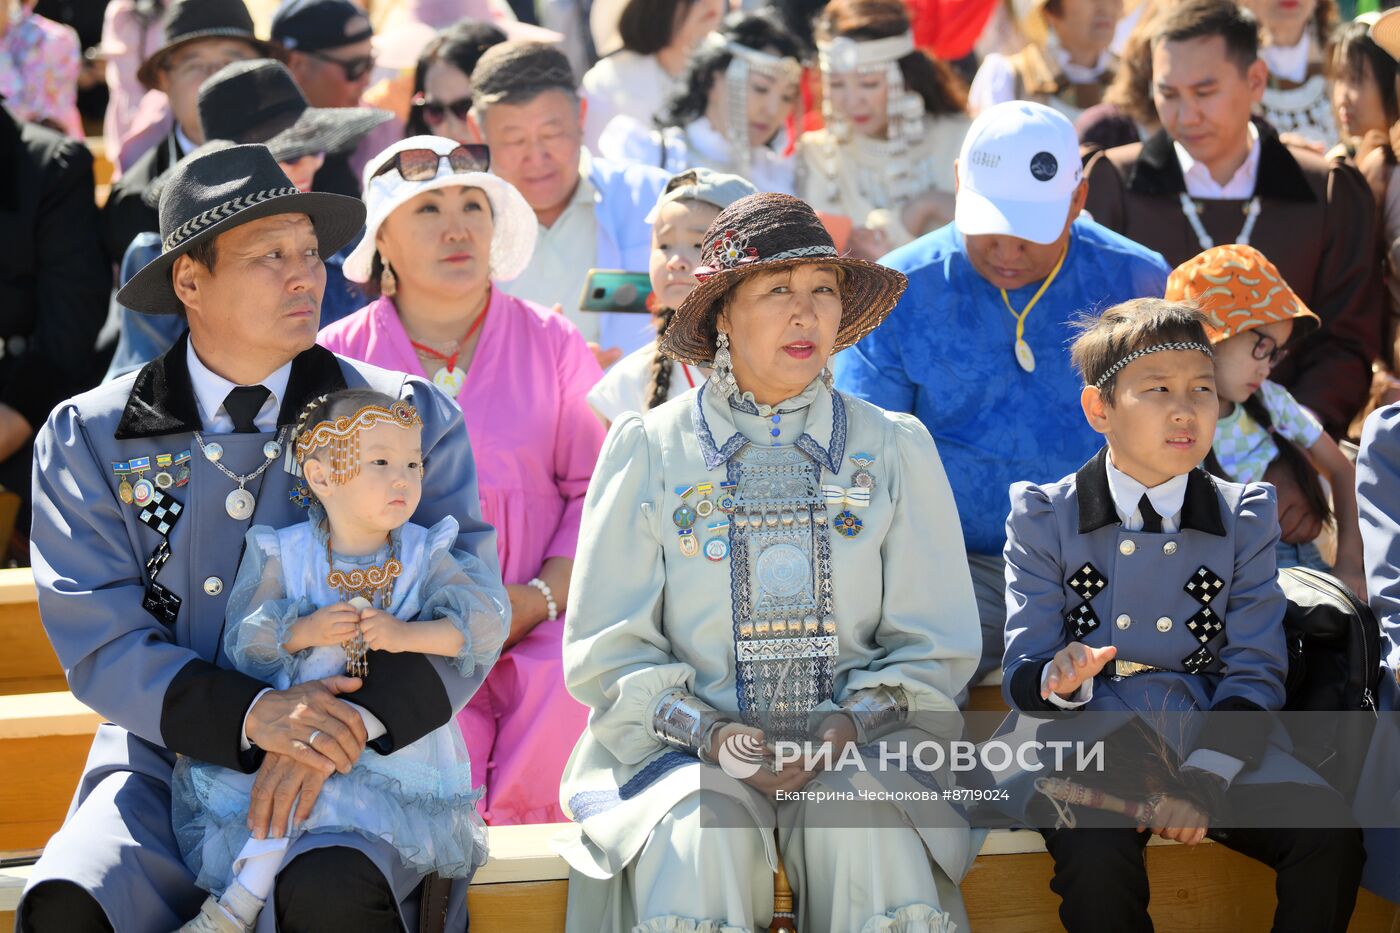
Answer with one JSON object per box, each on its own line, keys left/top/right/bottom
{"left": 710, "top": 330, "right": 738, "bottom": 401}
{"left": 820, "top": 365, "right": 835, "bottom": 389}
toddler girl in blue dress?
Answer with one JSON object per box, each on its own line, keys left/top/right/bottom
{"left": 174, "top": 388, "right": 505, "bottom": 932}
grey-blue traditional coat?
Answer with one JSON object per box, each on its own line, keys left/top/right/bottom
{"left": 987, "top": 448, "right": 1320, "bottom": 814}
{"left": 1354, "top": 404, "right": 1400, "bottom": 901}
{"left": 19, "top": 334, "right": 508, "bottom": 932}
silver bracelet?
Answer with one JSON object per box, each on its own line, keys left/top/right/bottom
{"left": 650, "top": 688, "right": 728, "bottom": 763}
{"left": 527, "top": 577, "right": 558, "bottom": 621}
{"left": 839, "top": 685, "right": 910, "bottom": 745}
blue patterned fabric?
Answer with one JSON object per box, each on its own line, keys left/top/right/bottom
{"left": 834, "top": 218, "right": 1170, "bottom": 555}
{"left": 567, "top": 751, "right": 695, "bottom": 822}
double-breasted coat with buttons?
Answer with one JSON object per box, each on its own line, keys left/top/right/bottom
{"left": 987, "top": 448, "right": 1322, "bottom": 816}
{"left": 18, "top": 334, "right": 509, "bottom": 932}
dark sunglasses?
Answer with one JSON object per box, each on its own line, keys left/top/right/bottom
{"left": 307, "top": 50, "right": 375, "bottom": 82}
{"left": 372, "top": 144, "right": 490, "bottom": 181}
{"left": 413, "top": 93, "right": 473, "bottom": 124}
{"left": 1250, "top": 331, "right": 1290, "bottom": 366}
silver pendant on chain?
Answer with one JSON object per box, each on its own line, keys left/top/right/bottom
{"left": 225, "top": 487, "right": 256, "bottom": 520}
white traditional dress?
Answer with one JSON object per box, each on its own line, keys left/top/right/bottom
{"left": 796, "top": 113, "right": 969, "bottom": 250}
{"left": 559, "top": 375, "right": 982, "bottom": 932}
{"left": 599, "top": 114, "right": 796, "bottom": 195}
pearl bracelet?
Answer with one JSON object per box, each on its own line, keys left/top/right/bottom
{"left": 527, "top": 577, "right": 558, "bottom": 622}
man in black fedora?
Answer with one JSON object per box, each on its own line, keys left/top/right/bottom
{"left": 101, "top": 0, "right": 273, "bottom": 266}
{"left": 18, "top": 144, "right": 506, "bottom": 932}
{"left": 106, "top": 57, "right": 393, "bottom": 381}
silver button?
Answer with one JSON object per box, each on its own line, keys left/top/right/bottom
{"left": 1119, "top": 539, "right": 1136, "bottom": 556}
{"left": 1156, "top": 616, "right": 1173, "bottom": 633}
{"left": 1163, "top": 541, "right": 1178, "bottom": 556}
{"left": 203, "top": 576, "right": 223, "bottom": 596}
{"left": 1116, "top": 614, "right": 1131, "bottom": 630}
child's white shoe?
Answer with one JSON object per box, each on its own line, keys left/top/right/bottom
{"left": 177, "top": 895, "right": 252, "bottom": 933}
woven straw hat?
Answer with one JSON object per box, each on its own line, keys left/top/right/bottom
{"left": 659, "top": 193, "right": 907, "bottom": 366}
{"left": 1164, "top": 244, "right": 1319, "bottom": 344}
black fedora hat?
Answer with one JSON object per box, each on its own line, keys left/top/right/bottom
{"left": 137, "top": 0, "right": 275, "bottom": 89}
{"left": 199, "top": 59, "right": 393, "bottom": 161}
{"left": 117, "top": 144, "right": 366, "bottom": 316}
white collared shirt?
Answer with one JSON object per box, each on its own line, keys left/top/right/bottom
{"left": 174, "top": 125, "right": 197, "bottom": 159}
{"left": 1104, "top": 454, "right": 1188, "bottom": 533}
{"left": 1175, "top": 121, "right": 1261, "bottom": 200}
{"left": 186, "top": 340, "right": 291, "bottom": 434}
{"left": 497, "top": 152, "right": 600, "bottom": 342}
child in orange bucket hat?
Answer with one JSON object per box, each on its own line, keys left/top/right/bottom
{"left": 1165, "top": 243, "right": 1366, "bottom": 598}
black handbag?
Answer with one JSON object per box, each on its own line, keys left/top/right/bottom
{"left": 1278, "top": 566, "right": 1382, "bottom": 796}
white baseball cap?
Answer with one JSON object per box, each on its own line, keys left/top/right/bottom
{"left": 954, "top": 100, "right": 1083, "bottom": 245}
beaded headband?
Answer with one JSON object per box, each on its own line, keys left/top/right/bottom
{"left": 294, "top": 400, "right": 424, "bottom": 485}
{"left": 817, "top": 32, "right": 916, "bottom": 72}
{"left": 1092, "top": 342, "right": 1213, "bottom": 390}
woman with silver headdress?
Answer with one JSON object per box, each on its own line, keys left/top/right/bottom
{"left": 797, "top": 0, "right": 971, "bottom": 259}
{"left": 558, "top": 192, "right": 980, "bottom": 932}
{"left": 597, "top": 12, "right": 805, "bottom": 195}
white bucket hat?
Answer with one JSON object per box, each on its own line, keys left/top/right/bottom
{"left": 344, "top": 134, "right": 538, "bottom": 284}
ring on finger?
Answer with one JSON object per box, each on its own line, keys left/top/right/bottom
{"left": 308, "top": 729, "right": 324, "bottom": 747}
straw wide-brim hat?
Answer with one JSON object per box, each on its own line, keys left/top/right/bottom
{"left": 1372, "top": 8, "right": 1400, "bottom": 60}
{"left": 344, "top": 135, "right": 538, "bottom": 284}
{"left": 1164, "top": 243, "right": 1321, "bottom": 344}
{"left": 659, "top": 193, "right": 907, "bottom": 367}
{"left": 118, "top": 144, "right": 366, "bottom": 315}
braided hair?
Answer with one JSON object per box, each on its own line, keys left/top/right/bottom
{"left": 658, "top": 11, "right": 805, "bottom": 131}
{"left": 646, "top": 306, "right": 679, "bottom": 410}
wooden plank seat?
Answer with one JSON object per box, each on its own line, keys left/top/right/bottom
{"left": 5, "top": 824, "right": 1397, "bottom": 932}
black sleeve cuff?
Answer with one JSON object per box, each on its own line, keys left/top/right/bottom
{"left": 1009, "top": 660, "right": 1061, "bottom": 713}
{"left": 160, "top": 658, "right": 269, "bottom": 772}
{"left": 1195, "top": 696, "right": 1269, "bottom": 767}
{"left": 352, "top": 650, "right": 453, "bottom": 754}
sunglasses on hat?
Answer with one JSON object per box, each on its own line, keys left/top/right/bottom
{"left": 307, "top": 50, "right": 375, "bottom": 82}
{"left": 372, "top": 144, "right": 490, "bottom": 181}
{"left": 412, "top": 94, "right": 472, "bottom": 125}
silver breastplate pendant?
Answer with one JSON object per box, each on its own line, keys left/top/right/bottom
{"left": 728, "top": 445, "right": 838, "bottom": 741}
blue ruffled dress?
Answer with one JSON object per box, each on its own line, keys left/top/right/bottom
{"left": 171, "top": 515, "right": 502, "bottom": 896}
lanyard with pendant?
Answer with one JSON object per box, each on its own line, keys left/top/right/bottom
{"left": 1179, "top": 192, "right": 1261, "bottom": 249}
{"left": 1000, "top": 246, "right": 1067, "bottom": 373}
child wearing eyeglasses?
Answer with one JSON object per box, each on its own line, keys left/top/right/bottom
{"left": 1166, "top": 244, "right": 1365, "bottom": 597}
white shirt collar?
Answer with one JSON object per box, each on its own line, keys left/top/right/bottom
{"left": 1105, "top": 452, "right": 1189, "bottom": 533}
{"left": 1174, "top": 121, "right": 1260, "bottom": 200}
{"left": 1261, "top": 31, "right": 1311, "bottom": 84}
{"left": 186, "top": 339, "right": 291, "bottom": 434}
{"left": 174, "top": 125, "right": 198, "bottom": 158}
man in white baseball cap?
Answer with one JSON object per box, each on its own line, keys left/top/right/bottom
{"left": 836, "top": 99, "right": 1172, "bottom": 688}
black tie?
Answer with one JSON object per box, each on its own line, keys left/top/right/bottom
{"left": 223, "top": 385, "right": 271, "bottom": 434}
{"left": 1138, "top": 493, "right": 1164, "bottom": 534}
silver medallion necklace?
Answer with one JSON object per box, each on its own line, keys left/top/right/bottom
{"left": 194, "top": 427, "right": 288, "bottom": 520}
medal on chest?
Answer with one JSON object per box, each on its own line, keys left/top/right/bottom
{"left": 433, "top": 366, "right": 467, "bottom": 395}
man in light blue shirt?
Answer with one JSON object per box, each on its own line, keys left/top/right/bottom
{"left": 835, "top": 101, "right": 1170, "bottom": 682}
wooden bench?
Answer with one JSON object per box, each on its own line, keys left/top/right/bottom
{"left": 5, "top": 825, "right": 1397, "bottom": 932}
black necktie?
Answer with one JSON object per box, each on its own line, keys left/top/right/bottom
{"left": 223, "top": 385, "right": 271, "bottom": 433}
{"left": 1138, "top": 493, "right": 1164, "bottom": 534}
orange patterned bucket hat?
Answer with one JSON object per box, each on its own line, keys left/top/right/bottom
{"left": 1164, "top": 244, "right": 1320, "bottom": 345}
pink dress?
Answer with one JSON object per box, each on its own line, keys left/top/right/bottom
{"left": 319, "top": 289, "right": 606, "bottom": 824}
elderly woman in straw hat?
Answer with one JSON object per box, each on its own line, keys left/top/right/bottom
{"left": 319, "top": 135, "right": 606, "bottom": 826}
{"left": 559, "top": 192, "right": 981, "bottom": 932}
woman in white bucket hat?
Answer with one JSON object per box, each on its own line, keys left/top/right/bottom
{"left": 321, "top": 134, "right": 608, "bottom": 826}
